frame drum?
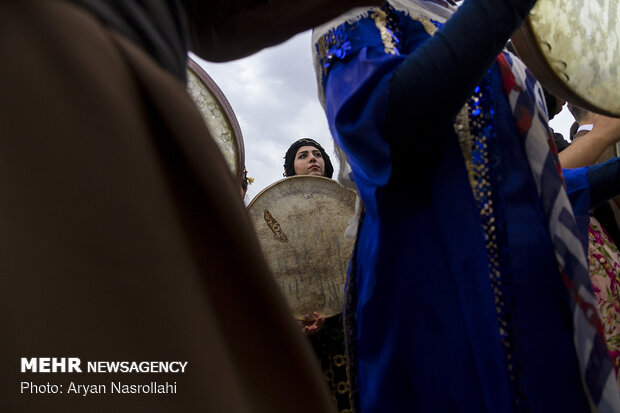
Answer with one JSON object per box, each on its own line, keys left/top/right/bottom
{"left": 247, "top": 176, "right": 357, "bottom": 319}
{"left": 512, "top": 0, "right": 620, "bottom": 117}
{"left": 186, "top": 57, "right": 245, "bottom": 182}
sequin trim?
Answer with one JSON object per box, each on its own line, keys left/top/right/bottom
{"left": 370, "top": 8, "right": 400, "bottom": 55}
{"left": 315, "top": 26, "right": 354, "bottom": 83}
{"left": 454, "top": 74, "right": 527, "bottom": 409}
{"left": 314, "top": 3, "right": 439, "bottom": 91}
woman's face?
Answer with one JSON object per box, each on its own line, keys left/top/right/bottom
{"left": 293, "top": 145, "right": 325, "bottom": 176}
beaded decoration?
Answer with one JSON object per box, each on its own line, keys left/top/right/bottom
{"left": 314, "top": 3, "right": 439, "bottom": 99}
{"left": 370, "top": 8, "right": 400, "bottom": 55}
{"left": 454, "top": 72, "right": 528, "bottom": 410}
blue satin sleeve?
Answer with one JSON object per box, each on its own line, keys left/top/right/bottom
{"left": 564, "top": 158, "right": 620, "bottom": 249}
{"left": 588, "top": 156, "right": 620, "bottom": 207}
{"left": 323, "top": 49, "right": 405, "bottom": 214}
{"left": 564, "top": 158, "right": 620, "bottom": 210}
{"left": 323, "top": 0, "right": 539, "bottom": 199}
{"left": 564, "top": 159, "right": 620, "bottom": 244}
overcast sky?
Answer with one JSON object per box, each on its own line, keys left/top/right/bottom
{"left": 192, "top": 30, "right": 574, "bottom": 202}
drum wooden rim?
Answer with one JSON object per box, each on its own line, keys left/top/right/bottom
{"left": 248, "top": 176, "right": 357, "bottom": 319}
{"left": 187, "top": 57, "right": 246, "bottom": 181}
{"left": 512, "top": 11, "right": 620, "bottom": 118}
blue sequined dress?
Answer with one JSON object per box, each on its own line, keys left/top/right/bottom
{"left": 313, "top": 1, "right": 598, "bottom": 411}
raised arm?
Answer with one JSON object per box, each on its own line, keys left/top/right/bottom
{"left": 559, "top": 115, "right": 620, "bottom": 168}
{"left": 187, "top": 0, "right": 382, "bottom": 62}
{"left": 385, "top": 0, "right": 538, "bottom": 135}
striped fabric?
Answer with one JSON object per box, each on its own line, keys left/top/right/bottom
{"left": 497, "top": 52, "right": 620, "bottom": 411}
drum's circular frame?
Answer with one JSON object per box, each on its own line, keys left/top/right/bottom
{"left": 512, "top": 0, "right": 620, "bottom": 117}
{"left": 186, "top": 57, "right": 245, "bottom": 182}
{"left": 248, "top": 176, "right": 357, "bottom": 319}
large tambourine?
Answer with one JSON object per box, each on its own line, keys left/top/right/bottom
{"left": 186, "top": 57, "right": 245, "bottom": 182}
{"left": 512, "top": 0, "right": 620, "bottom": 117}
{"left": 247, "top": 176, "right": 357, "bottom": 319}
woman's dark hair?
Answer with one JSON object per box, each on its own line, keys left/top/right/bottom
{"left": 283, "top": 138, "right": 334, "bottom": 178}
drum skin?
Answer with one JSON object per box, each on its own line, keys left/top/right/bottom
{"left": 247, "top": 176, "right": 357, "bottom": 319}
{"left": 513, "top": 0, "right": 620, "bottom": 117}
{"left": 186, "top": 57, "right": 245, "bottom": 181}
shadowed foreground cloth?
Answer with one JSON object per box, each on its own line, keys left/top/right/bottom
{"left": 185, "top": 0, "right": 382, "bottom": 62}
{"left": 0, "top": 1, "right": 335, "bottom": 411}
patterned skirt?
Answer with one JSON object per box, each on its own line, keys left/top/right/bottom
{"left": 588, "top": 216, "right": 620, "bottom": 388}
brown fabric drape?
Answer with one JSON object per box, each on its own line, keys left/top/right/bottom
{"left": 0, "top": 1, "right": 335, "bottom": 411}
{"left": 185, "top": 0, "right": 382, "bottom": 61}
